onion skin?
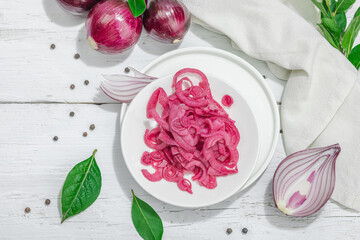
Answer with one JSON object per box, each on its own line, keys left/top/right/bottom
{"left": 143, "top": 0, "right": 191, "bottom": 44}
{"left": 57, "top": 0, "right": 101, "bottom": 15}
{"left": 273, "top": 144, "right": 341, "bottom": 217}
{"left": 86, "top": 0, "right": 143, "bottom": 54}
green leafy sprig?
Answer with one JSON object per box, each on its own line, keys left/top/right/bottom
{"left": 311, "top": 0, "right": 360, "bottom": 69}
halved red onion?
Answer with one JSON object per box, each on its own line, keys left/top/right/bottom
{"left": 273, "top": 144, "right": 341, "bottom": 217}
{"left": 86, "top": 0, "right": 143, "bottom": 54}
{"left": 143, "top": 0, "right": 191, "bottom": 44}
{"left": 56, "top": 0, "right": 101, "bottom": 15}
{"left": 100, "top": 67, "right": 157, "bottom": 103}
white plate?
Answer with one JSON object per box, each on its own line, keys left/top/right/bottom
{"left": 121, "top": 73, "right": 260, "bottom": 208}
{"left": 140, "top": 48, "right": 280, "bottom": 190}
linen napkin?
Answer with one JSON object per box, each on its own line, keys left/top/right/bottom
{"left": 180, "top": 0, "right": 360, "bottom": 211}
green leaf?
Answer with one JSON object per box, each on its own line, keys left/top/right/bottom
{"left": 322, "top": 18, "right": 341, "bottom": 37}
{"left": 335, "top": 12, "right": 347, "bottom": 33}
{"left": 330, "top": 0, "right": 336, "bottom": 12}
{"left": 342, "top": 15, "right": 360, "bottom": 55}
{"left": 348, "top": 44, "right": 360, "bottom": 69}
{"left": 335, "top": 0, "right": 355, "bottom": 13}
{"left": 311, "top": 0, "right": 330, "bottom": 18}
{"left": 325, "top": 0, "right": 331, "bottom": 8}
{"left": 322, "top": 0, "right": 336, "bottom": 13}
{"left": 318, "top": 24, "right": 339, "bottom": 48}
{"left": 355, "top": 7, "right": 360, "bottom": 18}
{"left": 61, "top": 150, "right": 102, "bottom": 223}
{"left": 131, "top": 190, "right": 163, "bottom": 240}
{"left": 128, "top": 0, "right": 146, "bottom": 18}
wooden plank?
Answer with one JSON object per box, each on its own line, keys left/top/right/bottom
{"left": 0, "top": 104, "right": 359, "bottom": 239}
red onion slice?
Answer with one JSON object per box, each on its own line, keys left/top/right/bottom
{"left": 273, "top": 144, "right": 341, "bottom": 217}
{"left": 221, "top": 95, "right": 234, "bottom": 107}
{"left": 141, "top": 169, "right": 163, "bottom": 182}
{"left": 100, "top": 68, "right": 157, "bottom": 103}
{"left": 177, "top": 178, "right": 193, "bottom": 194}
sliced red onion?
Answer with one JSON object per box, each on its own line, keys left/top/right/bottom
{"left": 141, "top": 151, "right": 151, "bottom": 165}
{"left": 177, "top": 178, "right": 193, "bottom": 194}
{"left": 100, "top": 67, "right": 157, "bottom": 103}
{"left": 143, "top": 0, "right": 191, "bottom": 44}
{"left": 221, "top": 95, "right": 234, "bottom": 107}
{"left": 141, "top": 169, "right": 163, "bottom": 182}
{"left": 273, "top": 144, "right": 341, "bottom": 217}
{"left": 139, "top": 68, "right": 240, "bottom": 194}
{"left": 56, "top": 0, "right": 101, "bottom": 15}
{"left": 86, "top": 0, "right": 143, "bottom": 54}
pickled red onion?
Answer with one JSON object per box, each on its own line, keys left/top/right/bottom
{"left": 141, "top": 68, "right": 240, "bottom": 194}
{"left": 221, "top": 94, "right": 234, "bottom": 107}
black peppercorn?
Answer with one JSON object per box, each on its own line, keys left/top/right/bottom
{"left": 45, "top": 199, "right": 51, "bottom": 205}
{"left": 74, "top": 53, "right": 80, "bottom": 59}
{"left": 90, "top": 124, "right": 95, "bottom": 131}
{"left": 70, "top": 84, "right": 75, "bottom": 90}
{"left": 69, "top": 112, "right": 75, "bottom": 117}
{"left": 125, "top": 67, "right": 130, "bottom": 73}
{"left": 25, "top": 207, "right": 31, "bottom": 213}
{"left": 242, "top": 228, "right": 248, "bottom": 234}
{"left": 263, "top": 75, "right": 266, "bottom": 79}
{"left": 226, "top": 228, "right": 232, "bottom": 235}
{"left": 53, "top": 136, "right": 58, "bottom": 141}
{"left": 83, "top": 132, "right": 88, "bottom": 137}
{"left": 50, "top": 44, "right": 56, "bottom": 50}
{"left": 84, "top": 80, "right": 89, "bottom": 85}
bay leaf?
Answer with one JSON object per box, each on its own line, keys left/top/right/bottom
{"left": 131, "top": 190, "right": 163, "bottom": 240}
{"left": 61, "top": 149, "right": 102, "bottom": 223}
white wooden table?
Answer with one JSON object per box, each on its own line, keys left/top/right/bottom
{"left": 1, "top": 1, "right": 359, "bottom": 239}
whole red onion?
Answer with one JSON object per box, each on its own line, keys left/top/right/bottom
{"left": 86, "top": 0, "right": 143, "bottom": 54}
{"left": 56, "top": 0, "right": 101, "bottom": 15}
{"left": 143, "top": 0, "right": 191, "bottom": 44}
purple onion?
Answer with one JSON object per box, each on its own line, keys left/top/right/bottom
{"left": 56, "top": 0, "right": 101, "bottom": 15}
{"left": 86, "top": 0, "right": 143, "bottom": 54}
{"left": 273, "top": 144, "right": 341, "bottom": 217}
{"left": 143, "top": 0, "right": 191, "bottom": 44}
{"left": 100, "top": 67, "right": 157, "bottom": 103}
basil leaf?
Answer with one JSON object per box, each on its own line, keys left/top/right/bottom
{"left": 128, "top": 0, "right": 146, "bottom": 18}
{"left": 348, "top": 44, "right": 360, "bottom": 69}
{"left": 342, "top": 15, "right": 360, "bottom": 55}
{"left": 61, "top": 150, "right": 102, "bottom": 223}
{"left": 311, "top": 0, "right": 330, "bottom": 18}
{"left": 335, "top": 0, "right": 355, "bottom": 13}
{"left": 131, "top": 190, "right": 163, "bottom": 240}
{"left": 335, "top": 12, "right": 347, "bottom": 33}
{"left": 318, "top": 24, "right": 339, "bottom": 49}
{"left": 322, "top": 18, "right": 341, "bottom": 37}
